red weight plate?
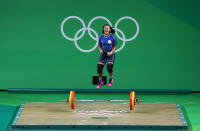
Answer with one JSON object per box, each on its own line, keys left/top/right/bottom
{"left": 130, "top": 91, "right": 133, "bottom": 110}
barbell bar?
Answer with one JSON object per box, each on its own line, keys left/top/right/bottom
{"left": 67, "top": 91, "right": 143, "bottom": 111}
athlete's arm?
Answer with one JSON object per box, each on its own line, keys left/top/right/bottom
{"left": 111, "top": 45, "right": 117, "bottom": 53}
{"left": 107, "top": 45, "right": 116, "bottom": 56}
{"left": 99, "top": 36, "right": 103, "bottom": 55}
{"left": 107, "top": 37, "right": 117, "bottom": 56}
{"left": 99, "top": 45, "right": 103, "bottom": 55}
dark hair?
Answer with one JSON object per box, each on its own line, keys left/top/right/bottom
{"left": 102, "top": 24, "right": 115, "bottom": 34}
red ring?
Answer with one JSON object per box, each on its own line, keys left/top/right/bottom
{"left": 129, "top": 92, "right": 133, "bottom": 110}
{"left": 70, "top": 91, "right": 76, "bottom": 109}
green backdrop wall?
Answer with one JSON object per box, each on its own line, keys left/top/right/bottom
{"left": 0, "top": 0, "right": 200, "bottom": 90}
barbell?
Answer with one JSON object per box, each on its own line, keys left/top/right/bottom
{"left": 67, "top": 91, "right": 143, "bottom": 111}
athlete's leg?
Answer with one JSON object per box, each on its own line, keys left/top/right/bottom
{"left": 97, "top": 55, "right": 106, "bottom": 88}
{"left": 107, "top": 54, "right": 115, "bottom": 87}
{"left": 97, "top": 62, "right": 104, "bottom": 81}
{"left": 107, "top": 62, "right": 113, "bottom": 86}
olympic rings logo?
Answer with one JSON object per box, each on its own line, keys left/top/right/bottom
{"left": 61, "top": 16, "right": 139, "bottom": 53}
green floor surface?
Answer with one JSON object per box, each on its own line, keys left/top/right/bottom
{"left": 0, "top": 92, "right": 200, "bottom": 131}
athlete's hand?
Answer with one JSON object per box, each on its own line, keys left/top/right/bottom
{"left": 99, "top": 49, "right": 103, "bottom": 55}
{"left": 107, "top": 51, "right": 113, "bottom": 56}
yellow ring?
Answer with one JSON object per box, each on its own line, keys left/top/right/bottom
{"left": 69, "top": 91, "right": 72, "bottom": 108}
{"left": 132, "top": 91, "right": 135, "bottom": 110}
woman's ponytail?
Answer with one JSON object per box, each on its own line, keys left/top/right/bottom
{"left": 110, "top": 28, "right": 115, "bottom": 34}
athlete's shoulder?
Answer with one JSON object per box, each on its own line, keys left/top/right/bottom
{"left": 99, "top": 34, "right": 104, "bottom": 39}
{"left": 101, "top": 34, "right": 105, "bottom": 37}
{"left": 110, "top": 34, "right": 116, "bottom": 40}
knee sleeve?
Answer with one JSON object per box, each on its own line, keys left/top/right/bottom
{"left": 97, "top": 64, "right": 104, "bottom": 74}
{"left": 107, "top": 64, "right": 113, "bottom": 73}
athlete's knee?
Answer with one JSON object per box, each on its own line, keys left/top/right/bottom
{"left": 97, "top": 64, "right": 104, "bottom": 74}
{"left": 98, "top": 62, "right": 104, "bottom": 65}
{"left": 107, "top": 63, "right": 113, "bottom": 73}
